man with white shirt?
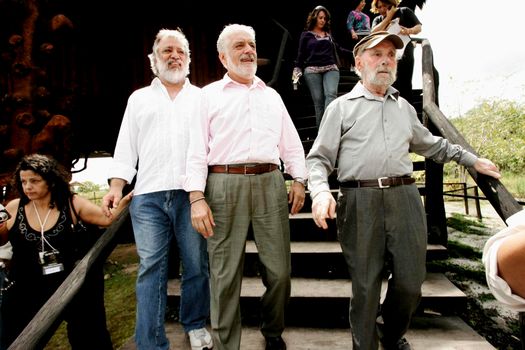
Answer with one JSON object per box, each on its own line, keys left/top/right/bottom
{"left": 102, "top": 29, "right": 212, "bottom": 350}
{"left": 185, "top": 24, "right": 307, "bottom": 350}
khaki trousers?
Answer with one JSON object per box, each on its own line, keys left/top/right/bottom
{"left": 206, "top": 170, "right": 291, "bottom": 350}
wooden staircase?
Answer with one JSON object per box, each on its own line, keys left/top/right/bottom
{"left": 121, "top": 70, "right": 496, "bottom": 349}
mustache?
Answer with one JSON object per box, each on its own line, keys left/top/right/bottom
{"left": 240, "top": 53, "right": 256, "bottom": 62}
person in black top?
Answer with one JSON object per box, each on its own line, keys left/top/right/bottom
{"left": 371, "top": 0, "right": 422, "bottom": 100}
{"left": 0, "top": 154, "right": 131, "bottom": 349}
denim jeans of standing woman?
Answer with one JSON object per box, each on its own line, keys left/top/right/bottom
{"left": 304, "top": 70, "right": 340, "bottom": 127}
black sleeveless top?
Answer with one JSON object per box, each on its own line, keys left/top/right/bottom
{"left": 8, "top": 201, "right": 77, "bottom": 302}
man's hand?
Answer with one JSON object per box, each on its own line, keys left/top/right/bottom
{"left": 190, "top": 191, "right": 215, "bottom": 238}
{"left": 474, "top": 158, "right": 501, "bottom": 179}
{"left": 289, "top": 181, "right": 306, "bottom": 215}
{"left": 311, "top": 191, "right": 336, "bottom": 230}
{"left": 102, "top": 188, "right": 123, "bottom": 217}
{"left": 102, "top": 178, "right": 127, "bottom": 216}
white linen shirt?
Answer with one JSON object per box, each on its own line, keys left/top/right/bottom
{"left": 108, "top": 78, "right": 201, "bottom": 195}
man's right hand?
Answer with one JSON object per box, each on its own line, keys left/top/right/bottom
{"left": 102, "top": 178, "right": 127, "bottom": 217}
{"left": 102, "top": 189, "right": 122, "bottom": 217}
{"left": 189, "top": 191, "right": 215, "bottom": 238}
{"left": 311, "top": 191, "right": 336, "bottom": 230}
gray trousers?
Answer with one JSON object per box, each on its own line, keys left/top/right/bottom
{"left": 337, "top": 184, "right": 427, "bottom": 350}
{"left": 206, "top": 170, "right": 291, "bottom": 350}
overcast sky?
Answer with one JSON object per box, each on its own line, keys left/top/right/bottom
{"left": 414, "top": 0, "right": 525, "bottom": 117}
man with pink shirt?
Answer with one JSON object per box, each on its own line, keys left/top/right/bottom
{"left": 185, "top": 24, "right": 307, "bottom": 350}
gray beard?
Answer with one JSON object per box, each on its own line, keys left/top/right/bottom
{"left": 364, "top": 66, "right": 397, "bottom": 88}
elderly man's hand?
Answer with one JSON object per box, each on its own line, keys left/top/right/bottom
{"left": 474, "top": 158, "right": 501, "bottom": 180}
{"left": 191, "top": 199, "right": 215, "bottom": 238}
{"left": 311, "top": 191, "right": 336, "bottom": 230}
{"left": 289, "top": 181, "right": 306, "bottom": 215}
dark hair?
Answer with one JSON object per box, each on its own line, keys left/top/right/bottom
{"left": 305, "top": 5, "right": 332, "bottom": 32}
{"left": 371, "top": 0, "right": 399, "bottom": 14}
{"left": 13, "top": 154, "right": 72, "bottom": 208}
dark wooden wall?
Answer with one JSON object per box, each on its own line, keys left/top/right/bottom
{"left": 0, "top": 0, "right": 373, "bottom": 182}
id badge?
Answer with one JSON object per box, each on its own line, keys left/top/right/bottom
{"left": 42, "top": 262, "right": 64, "bottom": 275}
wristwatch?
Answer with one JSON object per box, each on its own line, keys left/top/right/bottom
{"left": 293, "top": 177, "right": 307, "bottom": 187}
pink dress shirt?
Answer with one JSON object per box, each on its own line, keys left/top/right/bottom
{"left": 184, "top": 74, "right": 307, "bottom": 192}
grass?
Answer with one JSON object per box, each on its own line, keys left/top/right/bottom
{"left": 45, "top": 244, "right": 138, "bottom": 349}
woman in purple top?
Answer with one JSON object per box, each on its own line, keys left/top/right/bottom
{"left": 347, "top": 0, "right": 371, "bottom": 68}
{"left": 293, "top": 5, "right": 350, "bottom": 127}
{"left": 347, "top": 0, "right": 371, "bottom": 41}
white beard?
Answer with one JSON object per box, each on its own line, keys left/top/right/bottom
{"left": 157, "top": 60, "right": 188, "bottom": 84}
{"left": 226, "top": 53, "right": 257, "bottom": 80}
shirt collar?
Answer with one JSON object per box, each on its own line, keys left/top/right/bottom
{"left": 346, "top": 81, "right": 400, "bottom": 101}
{"left": 151, "top": 76, "right": 190, "bottom": 92}
{"left": 220, "top": 73, "right": 265, "bottom": 90}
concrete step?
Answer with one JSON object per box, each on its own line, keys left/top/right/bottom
{"left": 165, "top": 273, "right": 463, "bottom": 299}
{"left": 245, "top": 240, "right": 447, "bottom": 259}
{"left": 240, "top": 240, "right": 446, "bottom": 278}
{"left": 167, "top": 273, "right": 466, "bottom": 325}
{"left": 120, "top": 314, "right": 495, "bottom": 349}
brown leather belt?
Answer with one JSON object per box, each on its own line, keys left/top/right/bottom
{"left": 208, "top": 163, "right": 278, "bottom": 175}
{"left": 340, "top": 176, "right": 415, "bottom": 189}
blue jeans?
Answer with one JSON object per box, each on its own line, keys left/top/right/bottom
{"left": 304, "top": 70, "right": 340, "bottom": 127}
{"left": 130, "top": 190, "right": 210, "bottom": 350}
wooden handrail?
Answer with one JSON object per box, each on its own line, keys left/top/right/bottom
{"left": 420, "top": 39, "right": 522, "bottom": 222}
{"left": 8, "top": 207, "right": 130, "bottom": 349}
{"left": 266, "top": 19, "right": 290, "bottom": 87}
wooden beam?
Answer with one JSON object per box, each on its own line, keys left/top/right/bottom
{"left": 421, "top": 40, "right": 522, "bottom": 222}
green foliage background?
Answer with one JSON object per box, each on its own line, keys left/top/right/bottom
{"left": 450, "top": 100, "right": 525, "bottom": 173}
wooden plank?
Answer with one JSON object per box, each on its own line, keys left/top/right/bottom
{"left": 168, "top": 273, "right": 465, "bottom": 300}
{"left": 245, "top": 241, "right": 446, "bottom": 255}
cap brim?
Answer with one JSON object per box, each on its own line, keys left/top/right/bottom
{"left": 353, "top": 32, "right": 404, "bottom": 57}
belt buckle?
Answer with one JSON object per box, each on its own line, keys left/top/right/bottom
{"left": 378, "top": 177, "right": 390, "bottom": 188}
{"left": 244, "top": 165, "right": 255, "bottom": 176}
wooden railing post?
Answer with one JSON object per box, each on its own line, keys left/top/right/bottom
{"left": 421, "top": 39, "right": 522, "bottom": 222}
{"left": 462, "top": 182, "right": 469, "bottom": 215}
{"left": 474, "top": 186, "right": 482, "bottom": 220}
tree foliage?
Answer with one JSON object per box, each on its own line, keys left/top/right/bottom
{"left": 450, "top": 99, "right": 525, "bottom": 173}
{"left": 76, "top": 180, "right": 102, "bottom": 193}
